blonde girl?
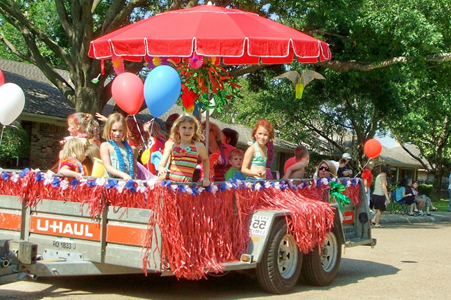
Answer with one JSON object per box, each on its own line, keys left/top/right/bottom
{"left": 100, "top": 113, "right": 137, "bottom": 181}
{"left": 157, "top": 113, "right": 210, "bottom": 186}
{"left": 241, "top": 119, "right": 275, "bottom": 179}
{"left": 66, "top": 112, "right": 100, "bottom": 146}
{"left": 58, "top": 138, "right": 88, "bottom": 180}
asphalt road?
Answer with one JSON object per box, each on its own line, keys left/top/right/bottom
{"left": 1, "top": 222, "right": 450, "bottom": 300}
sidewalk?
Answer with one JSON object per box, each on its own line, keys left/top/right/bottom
{"left": 378, "top": 211, "right": 451, "bottom": 225}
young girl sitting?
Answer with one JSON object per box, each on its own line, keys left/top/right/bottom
{"left": 157, "top": 113, "right": 210, "bottom": 186}
{"left": 241, "top": 119, "right": 274, "bottom": 180}
{"left": 58, "top": 138, "right": 88, "bottom": 180}
{"left": 100, "top": 113, "right": 137, "bottom": 181}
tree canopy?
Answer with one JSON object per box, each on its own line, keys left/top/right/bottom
{"left": 1, "top": 0, "right": 451, "bottom": 195}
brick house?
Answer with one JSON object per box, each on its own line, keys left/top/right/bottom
{"left": 0, "top": 58, "right": 74, "bottom": 169}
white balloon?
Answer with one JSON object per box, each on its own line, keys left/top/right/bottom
{"left": 0, "top": 83, "right": 25, "bottom": 125}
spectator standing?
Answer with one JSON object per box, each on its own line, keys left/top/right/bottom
{"left": 337, "top": 152, "right": 353, "bottom": 177}
{"left": 361, "top": 163, "right": 374, "bottom": 209}
{"left": 371, "top": 164, "right": 391, "bottom": 228}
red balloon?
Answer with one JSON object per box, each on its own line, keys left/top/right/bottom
{"left": 364, "top": 139, "right": 382, "bottom": 158}
{"left": 111, "top": 72, "right": 144, "bottom": 115}
{"left": 0, "top": 69, "right": 5, "bottom": 86}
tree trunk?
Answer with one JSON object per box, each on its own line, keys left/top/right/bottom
{"left": 432, "top": 171, "right": 443, "bottom": 200}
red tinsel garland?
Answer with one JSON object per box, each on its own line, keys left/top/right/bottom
{"left": 342, "top": 184, "right": 361, "bottom": 205}
{"left": 1, "top": 171, "right": 352, "bottom": 281}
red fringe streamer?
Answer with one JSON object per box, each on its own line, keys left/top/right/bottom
{"left": 1, "top": 171, "right": 347, "bottom": 281}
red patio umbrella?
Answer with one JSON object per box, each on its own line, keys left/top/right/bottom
{"left": 88, "top": 4, "right": 331, "bottom": 65}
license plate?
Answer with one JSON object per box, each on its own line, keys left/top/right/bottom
{"left": 250, "top": 215, "right": 271, "bottom": 236}
{"left": 53, "top": 238, "right": 76, "bottom": 250}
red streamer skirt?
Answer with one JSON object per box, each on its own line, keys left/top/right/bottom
{"left": 1, "top": 171, "right": 353, "bottom": 280}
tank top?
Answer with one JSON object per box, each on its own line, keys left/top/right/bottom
{"left": 373, "top": 173, "right": 386, "bottom": 196}
{"left": 168, "top": 142, "right": 198, "bottom": 182}
{"left": 250, "top": 142, "right": 267, "bottom": 167}
{"left": 108, "top": 142, "right": 133, "bottom": 178}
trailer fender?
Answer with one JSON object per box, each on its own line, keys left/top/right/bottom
{"left": 247, "top": 210, "right": 289, "bottom": 263}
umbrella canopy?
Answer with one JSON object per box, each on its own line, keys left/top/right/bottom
{"left": 88, "top": 4, "right": 331, "bottom": 65}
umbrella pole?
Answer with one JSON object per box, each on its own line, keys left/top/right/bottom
{"left": 205, "top": 110, "right": 210, "bottom": 151}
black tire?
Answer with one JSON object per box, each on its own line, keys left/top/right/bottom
{"left": 301, "top": 225, "right": 342, "bottom": 286}
{"left": 256, "top": 218, "right": 302, "bottom": 294}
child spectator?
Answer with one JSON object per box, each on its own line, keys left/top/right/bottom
{"left": 282, "top": 145, "right": 309, "bottom": 179}
{"left": 58, "top": 138, "right": 88, "bottom": 180}
{"left": 100, "top": 113, "right": 136, "bottom": 181}
{"left": 241, "top": 119, "right": 274, "bottom": 180}
{"left": 157, "top": 113, "right": 210, "bottom": 186}
{"left": 224, "top": 149, "right": 246, "bottom": 181}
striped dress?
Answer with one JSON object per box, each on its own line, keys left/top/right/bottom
{"left": 168, "top": 142, "right": 198, "bottom": 182}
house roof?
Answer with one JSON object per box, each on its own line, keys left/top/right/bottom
{"left": 0, "top": 58, "right": 74, "bottom": 121}
{"left": 375, "top": 144, "right": 425, "bottom": 168}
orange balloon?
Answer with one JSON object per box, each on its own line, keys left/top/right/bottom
{"left": 364, "top": 139, "right": 382, "bottom": 158}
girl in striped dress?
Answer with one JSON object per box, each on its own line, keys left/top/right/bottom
{"left": 157, "top": 113, "right": 210, "bottom": 186}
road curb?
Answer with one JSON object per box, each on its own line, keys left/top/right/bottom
{"left": 379, "top": 212, "right": 451, "bottom": 224}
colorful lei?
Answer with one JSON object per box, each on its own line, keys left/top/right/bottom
{"left": 59, "top": 157, "right": 87, "bottom": 176}
{"left": 108, "top": 140, "right": 134, "bottom": 178}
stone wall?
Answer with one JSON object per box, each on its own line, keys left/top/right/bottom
{"left": 29, "top": 122, "right": 67, "bottom": 170}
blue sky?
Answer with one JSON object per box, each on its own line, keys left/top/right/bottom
{"left": 376, "top": 133, "right": 396, "bottom": 148}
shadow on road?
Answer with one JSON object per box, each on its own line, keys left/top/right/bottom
{"left": 0, "top": 257, "right": 399, "bottom": 300}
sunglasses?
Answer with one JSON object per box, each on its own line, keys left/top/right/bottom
{"left": 318, "top": 166, "right": 329, "bottom": 171}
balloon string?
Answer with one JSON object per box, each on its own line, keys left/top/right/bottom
{"left": 354, "top": 157, "right": 372, "bottom": 179}
{"left": 132, "top": 115, "right": 148, "bottom": 149}
{"left": 0, "top": 126, "right": 4, "bottom": 146}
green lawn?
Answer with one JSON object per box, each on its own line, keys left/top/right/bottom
{"left": 386, "top": 198, "right": 449, "bottom": 213}
{"left": 433, "top": 199, "right": 450, "bottom": 211}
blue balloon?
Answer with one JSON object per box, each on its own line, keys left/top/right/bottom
{"left": 144, "top": 65, "right": 181, "bottom": 117}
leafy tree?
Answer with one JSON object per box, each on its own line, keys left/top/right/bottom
{"left": 0, "top": 0, "right": 162, "bottom": 114}
{"left": 389, "top": 64, "right": 451, "bottom": 197}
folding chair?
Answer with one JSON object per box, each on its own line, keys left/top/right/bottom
{"left": 388, "top": 190, "right": 410, "bottom": 215}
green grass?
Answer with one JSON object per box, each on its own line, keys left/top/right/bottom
{"left": 386, "top": 198, "right": 449, "bottom": 213}
{"left": 433, "top": 199, "right": 450, "bottom": 211}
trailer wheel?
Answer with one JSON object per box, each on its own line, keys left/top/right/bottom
{"left": 256, "top": 218, "right": 302, "bottom": 294}
{"left": 301, "top": 225, "right": 342, "bottom": 286}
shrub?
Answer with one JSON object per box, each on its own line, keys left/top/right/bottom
{"left": 0, "top": 122, "right": 30, "bottom": 168}
{"left": 418, "top": 183, "right": 433, "bottom": 196}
